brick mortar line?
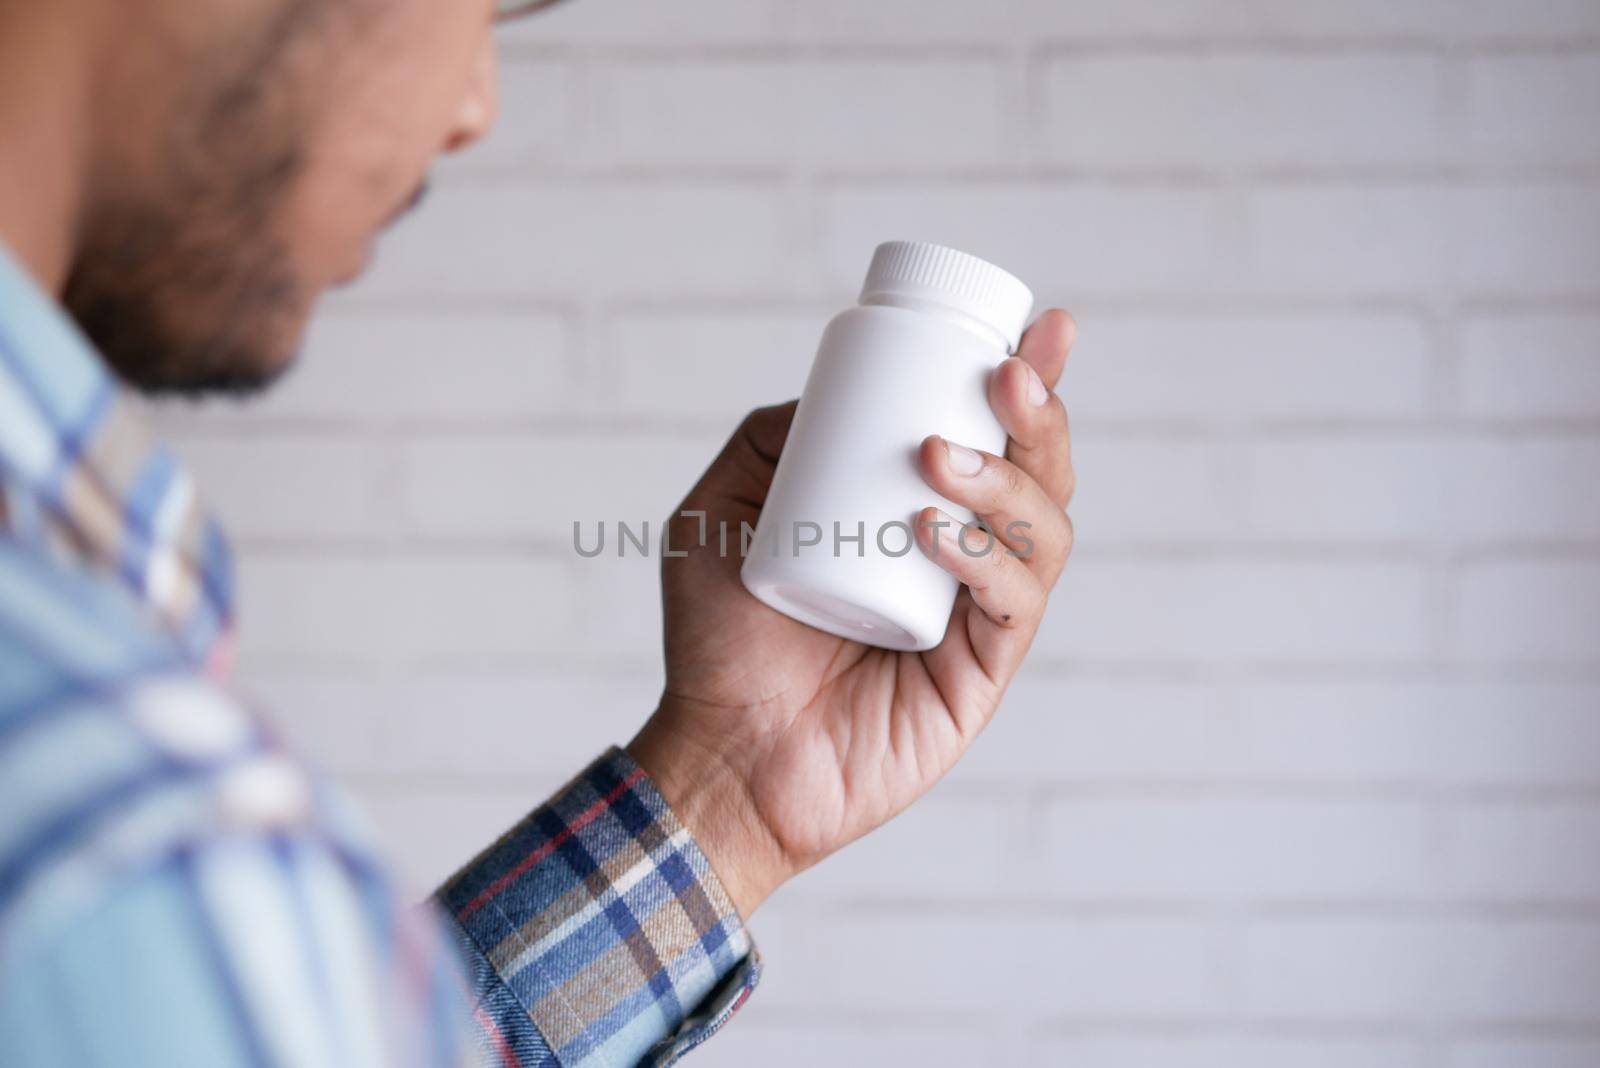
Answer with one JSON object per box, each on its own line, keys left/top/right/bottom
{"left": 302, "top": 292, "right": 1600, "bottom": 314}
{"left": 155, "top": 416, "right": 1600, "bottom": 436}
{"left": 735, "top": 1011, "right": 1600, "bottom": 1040}
{"left": 432, "top": 164, "right": 1600, "bottom": 187}
{"left": 1031, "top": 1018, "right": 1600, "bottom": 1039}
{"left": 223, "top": 535, "right": 1600, "bottom": 562}
{"left": 343, "top": 772, "right": 1600, "bottom": 804}
{"left": 496, "top": 42, "right": 1014, "bottom": 63}
{"left": 748, "top": 898, "right": 1600, "bottom": 920}
{"left": 1029, "top": 37, "right": 1600, "bottom": 58}
{"left": 241, "top": 659, "right": 1600, "bottom": 685}
{"left": 237, "top": 652, "right": 1600, "bottom": 684}
{"left": 489, "top": 38, "right": 1600, "bottom": 62}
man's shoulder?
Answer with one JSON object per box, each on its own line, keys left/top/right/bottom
{"left": 0, "top": 535, "right": 186, "bottom": 712}
{"left": 0, "top": 538, "right": 376, "bottom": 939}
{"left": 0, "top": 544, "right": 467, "bottom": 1067}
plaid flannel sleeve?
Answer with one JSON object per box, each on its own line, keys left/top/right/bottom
{"left": 436, "top": 748, "right": 760, "bottom": 1068}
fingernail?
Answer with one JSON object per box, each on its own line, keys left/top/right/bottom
{"left": 944, "top": 440, "right": 984, "bottom": 476}
{"left": 1026, "top": 364, "right": 1050, "bottom": 407}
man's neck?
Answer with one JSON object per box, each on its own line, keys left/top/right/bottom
{"left": 0, "top": 6, "right": 97, "bottom": 296}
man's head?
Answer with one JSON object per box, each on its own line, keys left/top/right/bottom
{"left": 59, "top": 0, "right": 502, "bottom": 394}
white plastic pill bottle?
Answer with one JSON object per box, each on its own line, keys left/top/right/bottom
{"left": 740, "top": 240, "right": 1034, "bottom": 651}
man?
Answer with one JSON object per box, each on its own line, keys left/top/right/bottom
{"left": 0, "top": 0, "right": 1076, "bottom": 1065}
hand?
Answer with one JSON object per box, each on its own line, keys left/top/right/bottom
{"left": 628, "top": 310, "right": 1077, "bottom": 918}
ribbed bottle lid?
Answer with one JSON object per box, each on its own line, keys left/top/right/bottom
{"left": 860, "top": 240, "right": 1034, "bottom": 352}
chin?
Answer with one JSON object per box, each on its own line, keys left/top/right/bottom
{"left": 70, "top": 242, "right": 316, "bottom": 399}
{"left": 333, "top": 244, "right": 377, "bottom": 288}
{"left": 97, "top": 307, "right": 310, "bottom": 399}
{"left": 199, "top": 326, "right": 308, "bottom": 398}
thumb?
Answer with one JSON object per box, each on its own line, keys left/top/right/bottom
{"left": 686, "top": 400, "right": 798, "bottom": 512}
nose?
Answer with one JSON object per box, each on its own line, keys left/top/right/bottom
{"left": 443, "top": 35, "right": 499, "bottom": 154}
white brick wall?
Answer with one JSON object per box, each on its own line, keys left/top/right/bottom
{"left": 151, "top": 2, "right": 1600, "bottom": 1063}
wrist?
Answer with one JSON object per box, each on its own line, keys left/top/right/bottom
{"left": 626, "top": 708, "right": 791, "bottom": 921}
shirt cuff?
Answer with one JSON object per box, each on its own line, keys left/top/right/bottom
{"left": 436, "top": 747, "right": 759, "bottom": 1068}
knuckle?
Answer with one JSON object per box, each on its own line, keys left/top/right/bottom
{"left": 1012, "top": 573, "right": 1048, "bottom": 625}
{"left": 732, "top": 407, "right": 764, "bottom": 446}
{"left": 736, "top": 400, "right": 797, "bottom": 461}
{"left": 962, "top": 521, "right": 1006, "bottom": 566}
{"left": 994, "top": 457, "right": 1028, "bottom": 499}
{"left": 1060, "top": 463, "right": 1077, "bottom": 506}
{"left": 745, "top": 400, "right": 787, "bottom": 428}
{"left": 1027, "top": 395, "right": 1068, "bottom": 442}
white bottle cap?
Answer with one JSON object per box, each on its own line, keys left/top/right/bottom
{"left": 860, "top": 240, "right": 1035, "bottom": 353}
